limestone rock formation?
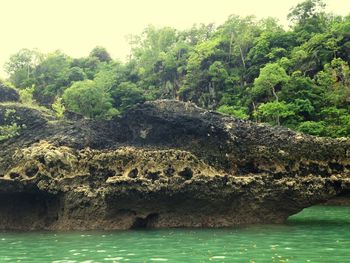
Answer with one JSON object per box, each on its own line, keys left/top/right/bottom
{"left": 0, "top": 83, "right": 19, "bottom": 102}
{"left": 0, "top": 100, "right": 349, "bottom": 230}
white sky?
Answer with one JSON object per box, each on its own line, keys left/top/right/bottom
{"left": 0, "top": 0, "right": 349, "bottom": 78}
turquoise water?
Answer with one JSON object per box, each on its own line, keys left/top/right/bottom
{"left": 1, "top": 206, "right": 350, "bottom": 262}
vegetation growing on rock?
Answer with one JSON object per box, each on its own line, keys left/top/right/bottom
{"left": 0, "top": 82, "right": 19, "bottom": 103}
{"left": 0, "top": 108, "right": 23, "bottom": 141}
{"left": 0, "top": 100, "right": 348, "bottom": 230}
{"left": 2, "top": 0, "right": 350, "bottom": 138}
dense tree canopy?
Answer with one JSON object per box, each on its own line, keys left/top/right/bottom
{"left": 3, "top": 0, "right": 350, "bottom": 137}
{"left": 62, "top": 80, "right": 118, "bottom": 119}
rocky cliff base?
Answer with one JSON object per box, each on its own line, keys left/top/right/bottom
{"left": 0, "top": 100, "right": 349, "bottom": 230}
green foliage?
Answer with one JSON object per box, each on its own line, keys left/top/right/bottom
{"left": 3, "top": 0, "right": 350, "bottom": 137}
{"left": 288, "top": 0, "right": 328, "bottom": 41}
{"left": 51, "top": 97, "right": 66, "bottom": 119}
{"left": 94, "top": 70, "right": 116, "bottom": 92}
{"left": 111, "top": 82, "right": 145, "bottom": 112}
{"left": 67, "top": 67, "right": 86, "bottom": 83}
{"left": 289, "top": 98, "right": 315, "bottom": 116}
{"left": 33, "top": 51, "right": 71, "bottom": 105}
{"left": 0, "top": 109, "right": 24, "bottom": 142}
{"left": 255, "top": 101, "right": 294, "bottom": 125}
{"left": 19, "top": 85, "right": 35, "bottom": 105}
{"left": 318, "top": 107, "right": 350, "bottom": 137}
{"left": 253, "top": 63, "right": 289, "bottom": 101}
{"left": 317, "top": 58, "right": 350, "bottom": 107}
{"left": 287, "top": 0, "right": 325, "bottom": 25}
{"left": 0, "top": 123, "right": 21, "bottom": 141}
{"left": 63, "top": 80, "right": 118, "bottom": 119}
{"left": 217, "top": 105, "right": 249, "bottom": 119}
{"left": 297, "top": 121, "right": 325, "bottom": 136}
{"left": 89, "top": 46, "right": 112, "bottom": 63}
{"left": 4, "top": 48, "right": 42, "bottom": 89}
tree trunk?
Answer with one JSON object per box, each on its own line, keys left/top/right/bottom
{"left": 271, "top": 86, "right": 280, "bottom": 125}
{"left": 238, "top": 45, "right": 246, "bottom": 70}
{"left": 252, "top": 101, "right": 257, "bottom": 122}
{"left": 228, "top": 33, "right": 234, "bottom": 63}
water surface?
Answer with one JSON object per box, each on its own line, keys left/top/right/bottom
{"left": 1, "top": 206, "right": 350, "bottom": 262}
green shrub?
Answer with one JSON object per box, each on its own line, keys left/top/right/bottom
{"left": 51, "top": 97, "right": 66, "bottom": 119}
{"left": 297, "top": 121, "right": 325, "bottom": 136}
{"left": 63, "top": 80, "right": 118, "bottom": 119}
{"left": 0, "top": 109, "right": 24, "bottom": 141}
{"left": 19, "top": 85, "right": 35, "bottom": 105}
{"left": 217, "top": 105, "right": 249, "bottom": 119}
{"left": 0, "top": 123, "right": 21, "bottom": 141}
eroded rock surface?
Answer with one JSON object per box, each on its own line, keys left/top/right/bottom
{"left": 0, "top": 100, "right": 349, "bottom": 230}
{"left": 0, "top": 83, "right": 19, "bottom": 102}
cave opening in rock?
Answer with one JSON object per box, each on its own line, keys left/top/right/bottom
{"left": 287, "top": 190, "right": 350, "bottom": 224}
{"left": 0, "top": 192, "right": 61, "bottom": 230}
{"left": 130, "top": 213, "right": 159, "bottom": 229}
{"left": 322, "top": 190, "right": 350, "bottom": 206}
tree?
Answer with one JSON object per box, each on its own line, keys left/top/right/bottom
{"left": 4, "top": 49, "right": 42, "bottom": 88}
{"left": 255, "top": 101, "right": 294, "bottom": 126}
{"left": 89, "top": 46, "right": 112, "bottom": 63}
{"left": 316, "top": 58, "right": 350, "bottom": 107}
{"left": 63, "top": 80, "right": 117, "bottom": 119}
{"left": 220, "top": 16, "right": 260, "bottom": 68}
{"left": 129, "top": 25, "right": 180, "bottom": 100}
{"left": 180, "top": 23, "right": 215, "bottom": 45}
{"left": 252, "top": 63, "right": 289, "bottom": 105}
{"left": 33, "top": 51, "right": 71, "bottom": 105}
{"left": 3, "top": 10, "right": 350, "bottom": 139}
{"left": 318, "top": 107, "right": 350, "bottom": 137}
{"left": 67, "top": 67, "right": 86, "bottom": 83}
{"left": 288, "top": 0, "right": 326, "bottom": 25}
{"left": 287, "top": 0, "right": 327, "bottom": 36}
{"left": 279, "top": 72, "right": 321, "bottom": 119}
{"left": 71, "top": 56, "right": 101, "bottom": 79}
{"left": 246, "top": 30, "right": 296, "bottom": 82}
{"left": 111, "top": 82, "right": 145, "bottom": 112}
{"left": 180, "top": 36, "right": 223, "bottom": 107}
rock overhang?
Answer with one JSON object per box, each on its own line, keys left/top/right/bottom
{"left": 0, "top": 100, "right": 349, "bottom": 230}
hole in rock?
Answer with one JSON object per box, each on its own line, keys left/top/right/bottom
{"left": 25, "top": 166, "right": 39, "bottom": 178}
{"left": 128, "top": 168, "right": 138, "bottom": 178}
{"left": 9, "top": 172, "right": 21, "bottom": 180}
{"left": 89, "top": 165, "right": 97, "bottom": 175}
{"left": 90, "top": 167, "right": 115, "bottom": 178}
{"left": 130, "top": 213, "right": 159, "bottom": 229}
{"left": 145, "top": 171, "right": 160, "bottom": 181}
{"left": 38, "top": 156, "right": 46, "bottom": 165}
{"left": 273, "top": 173, "right": 283, "bottom": 180}
{"left": 237, "top": 162, "right": 260, "bottom": 174}
{"left": 329, "top": 162, "right": 343, "bottom": 172}
{"left": 48, "top": 159, "right": 68, "bottom": 170}
{"left": 164, "top": 166, "right": 175, "bottom": 177}
{"left": 178, "top": 167, "right": 193, "bottom": 180}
